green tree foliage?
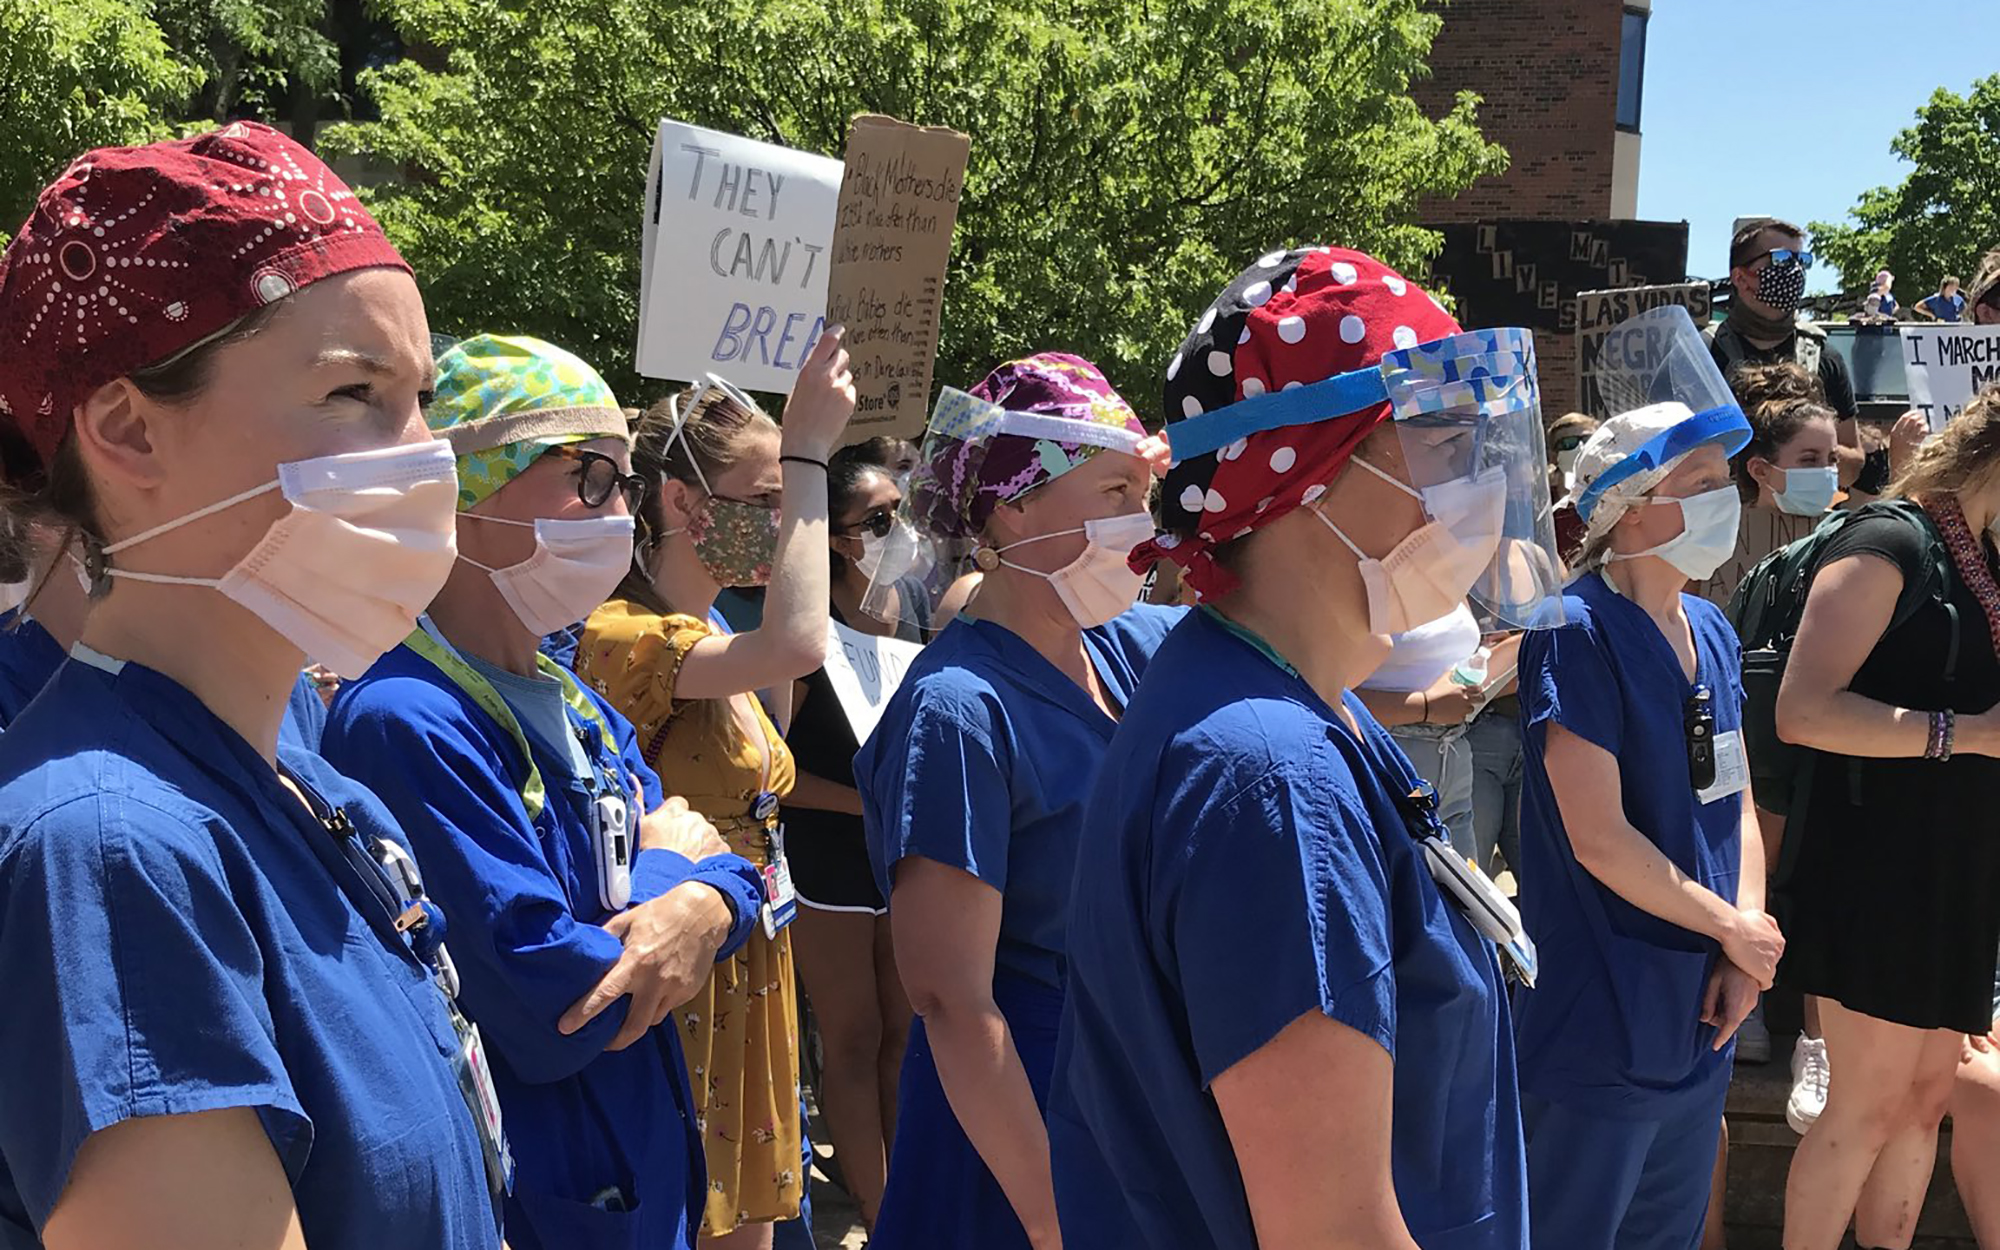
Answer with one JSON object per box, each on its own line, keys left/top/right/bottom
{"left": 154, "top": 0, "right": 341, "bottom": 129}
{"left": 328, "top": 0, "right": 1506, "bottom": 411}
{"left": 0, "top": 0, "right": 201, "bottom": 244}
{"left": 1812, "top": 74, "right": 2000, "bottom": 301}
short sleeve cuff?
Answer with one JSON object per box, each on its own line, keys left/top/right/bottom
{"left": 1193, "top": 969, "right": 1394, "bottom": 1089}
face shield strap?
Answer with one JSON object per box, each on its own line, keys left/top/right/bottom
{"left": 930, "top": 388, "right": 1146, "bottom": 457}
{"left": 1166, "top": 328, "right": 1540, "bottom": 466}
{"left": 1574, "top": 404, "right": 1754, "bottom": 522}
{"left": 1164, "top": 365, "right": 1389, "bottom": 463}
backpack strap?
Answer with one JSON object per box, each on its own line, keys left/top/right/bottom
{"left": 402, "top": 620, "right": 623, "bottom": 823}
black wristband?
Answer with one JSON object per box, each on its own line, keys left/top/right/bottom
{"left": 780, "top": 455, "right": 828, "bottom": 472}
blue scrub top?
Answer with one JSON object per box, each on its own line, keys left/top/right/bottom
{"left": 322, "top": 636, "right": 767, "bottom": 1250}
{"left": 855, "top": 604, "right": 1181, "bottom": 992}
{"left": 0, "top": 653, "right": 498, "bottom": 1248}
{"left": 1050, "top": 608, "right": 1527, "bottom": 1250}
{"left": 1921, "top": 292, "right": 1966, "bottom": 323}
{"left": 1515, "top": 573, "right": 1746, "bottom": 1111}
{"left": 0, "top": 609, "right": 327, "bottom": 748}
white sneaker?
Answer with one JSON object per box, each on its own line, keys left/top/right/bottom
{"left": 1787, "top": 1034, "right": 1830, "bottom": 1135}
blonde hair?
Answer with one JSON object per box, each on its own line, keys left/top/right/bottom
{"left": 1889, "top": 386, "right": 2000, "bottom": 501}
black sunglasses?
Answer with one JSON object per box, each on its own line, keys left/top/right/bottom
{"left": 544, "top": 445, "right": 645, "bottom": 511}
{"left": 837, "top": 506, "right": 896, "bottom": 540}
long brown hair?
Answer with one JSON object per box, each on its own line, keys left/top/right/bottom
{"left": 1889, "top": 386, "right": 2000, "bottom": 501}
{"left": 614, "top": 382, "right": 779, "bottom": 610}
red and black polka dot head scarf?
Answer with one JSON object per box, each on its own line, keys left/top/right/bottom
{"left": 1137, "top": 247, "right": 1461, "bottom": 599}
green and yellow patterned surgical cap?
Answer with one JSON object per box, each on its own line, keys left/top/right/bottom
{"left": 428, "top": 334, "right": 629, "bottom": 509}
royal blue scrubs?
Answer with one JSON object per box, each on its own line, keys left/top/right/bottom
{"left": 1515, "top": 572, "right": 1747, "bottom": 1250}
{"left": 0, "top": 650, "right": 499, "bottom": 1249}
{"left": 0, "top": 608, "right": 327, "bottom": 746}
{"left": 1050, "top": 607, "right": 1527, "bottom": 1250}
{"left": 854, "top": 604, "right": 1181, "bottom": 1250}
{"left": 322, "top": 630, "right": 767, "bottom": 1250}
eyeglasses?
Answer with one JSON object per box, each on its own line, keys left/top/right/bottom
{"left": 837, "top": 506, "right": 897, "bottom": 540}
{"left": 1551, "top": 433, "right": 1591, "bottom": 454}
{"left": 544, "top": 445, "right": 646, "bottom": 511}
{"left": 1752, "top": 248, "right": 1814, "bottom": 271}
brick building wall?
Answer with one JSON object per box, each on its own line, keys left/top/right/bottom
{"left": 1411, "top": 0, "right": 1630, "bottom": 412}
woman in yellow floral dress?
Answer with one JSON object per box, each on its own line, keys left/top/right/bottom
{"left": 577, "top": 332, "right": 854, "bottom": 1248}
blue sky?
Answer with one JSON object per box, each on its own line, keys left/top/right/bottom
{"left": 1636, "top": 0, "right": 1999, "bottom": 293}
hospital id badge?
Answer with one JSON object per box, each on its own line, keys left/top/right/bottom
{"left": 448, "top": 1006, "right": 514, "bottom": 1214}
{"left": 1696, "top": 729, "right": 1750, "bottom": 807}
{"left": 1420, "top": 835, "right": 1539, "bottom": 988}
{"left": 761, "top": 852, "right": 798, "bottom": 939}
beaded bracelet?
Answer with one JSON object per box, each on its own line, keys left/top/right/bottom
{"left": 1926, "top": 709, "right": 1956, "bottom": 761}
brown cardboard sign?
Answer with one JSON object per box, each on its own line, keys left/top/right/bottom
{"left": 824, "top": 115, "right": 970, "bottom": 445}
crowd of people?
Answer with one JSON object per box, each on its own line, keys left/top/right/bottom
{"left": 0, "top": 126, "right": 1996, "bottom": 1250}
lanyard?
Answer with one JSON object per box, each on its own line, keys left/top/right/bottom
{"left": 277, "top": 765, "right": 439, "bottom": 974}
{"left": 405, "top": 620, "right": 623, "bottom": 821}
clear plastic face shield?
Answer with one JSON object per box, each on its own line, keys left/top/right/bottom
{"left": 860, "top": 386, "right": 1149, "bottom": 630}
{"left": 1572, "top": 305, "right": 1750, "bottom": 526}
{"left": 1377, "top": 328, "right": 1565, "bottom": 628}
{"left": 1165, "top": 326, "right": 1565, "bottom": 629}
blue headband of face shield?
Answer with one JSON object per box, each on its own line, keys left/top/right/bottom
{"left": 1165, "top": 327, "right": 1537, "bottom": 463}
{"left": 1573, "top": 405, "right": 1754, "bottom": 523}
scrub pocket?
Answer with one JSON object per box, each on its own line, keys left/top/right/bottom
{"left": 1606, "top": 932, "right": 1712, "bottom": 1088}
{"left": 510, "top": 1185, "right": 646, "bottom": 1250}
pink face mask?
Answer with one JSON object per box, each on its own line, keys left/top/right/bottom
{"left": 1312, "top": 457, "right": 1507, "bottom": 636}
{"left": 100, "top": 441, "right": 461, "bottom": 678}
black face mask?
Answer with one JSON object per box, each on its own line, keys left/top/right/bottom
{"left": 1756, "top": 260, "right": 1807, "bottom": 314}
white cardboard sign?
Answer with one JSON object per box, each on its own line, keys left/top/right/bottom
{"left": 1898, "top": 323, "right": 2000, "bottom": 433}
{"left": 637, "top": 120, "right": 844, "bottom": 393}
{"left": 822, "top": 619, "right": 923, "bottom": 746}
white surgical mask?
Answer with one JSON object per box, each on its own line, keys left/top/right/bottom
{"left": 1773, "top": 465, "right": 1837, "bottom": 516}
{"left": 1315, "top": 458, "right": 1508, "bottom": 636}
{"left": 1611, "top": 485, "right": 1742, "bottom": 580}
{"left": 991, "top": 511, "right": 1155, "bottom": 629}
{"left": 461, "top": 514, "right": 635, "bottom": 636}
{"left": 1555, "top": 448, "right": 1584, "bottom": 494}
{"left": 100, "top": 441, "right": 460, "bottom": 679}
{"left": 856, "top": 520, "right": 916, "bottom": 583}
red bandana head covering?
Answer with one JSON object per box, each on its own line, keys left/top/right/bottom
{"left": 1134, "top": 246, "right": 1461, "bottom": 599}
{"left": 0, "top": 121, "right": 410, "bottom": 478}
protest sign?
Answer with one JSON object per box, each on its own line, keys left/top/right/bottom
{"left": 822, "top": 619, "right": 924, "bottom": 745}
{"left": 636, "top": 120, "right": 844, "bottom": 394}
{"left": 1574, "top": 283, "right": 1713, "bottom": 418}
{"left": 1898, "top": 323, "right": 2000, "bottom": 432}
{"left": 825, "top": 115, "right": 971, "bottom": 445}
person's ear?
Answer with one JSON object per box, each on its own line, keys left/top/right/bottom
{"left": 657, "top": 477, "right": 704, "bottom": 529}
{"left": 71, "top": 378, "right": 171, "bottom": 496}
{"left": 1745, "top": 456, "right": 1778, "bottom": 492}
{"left": 1611, "top": 500, "right": 1651, "bottom": 533}
{"left": 984, "top": 497, "right": 1029, "bottom": 547}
